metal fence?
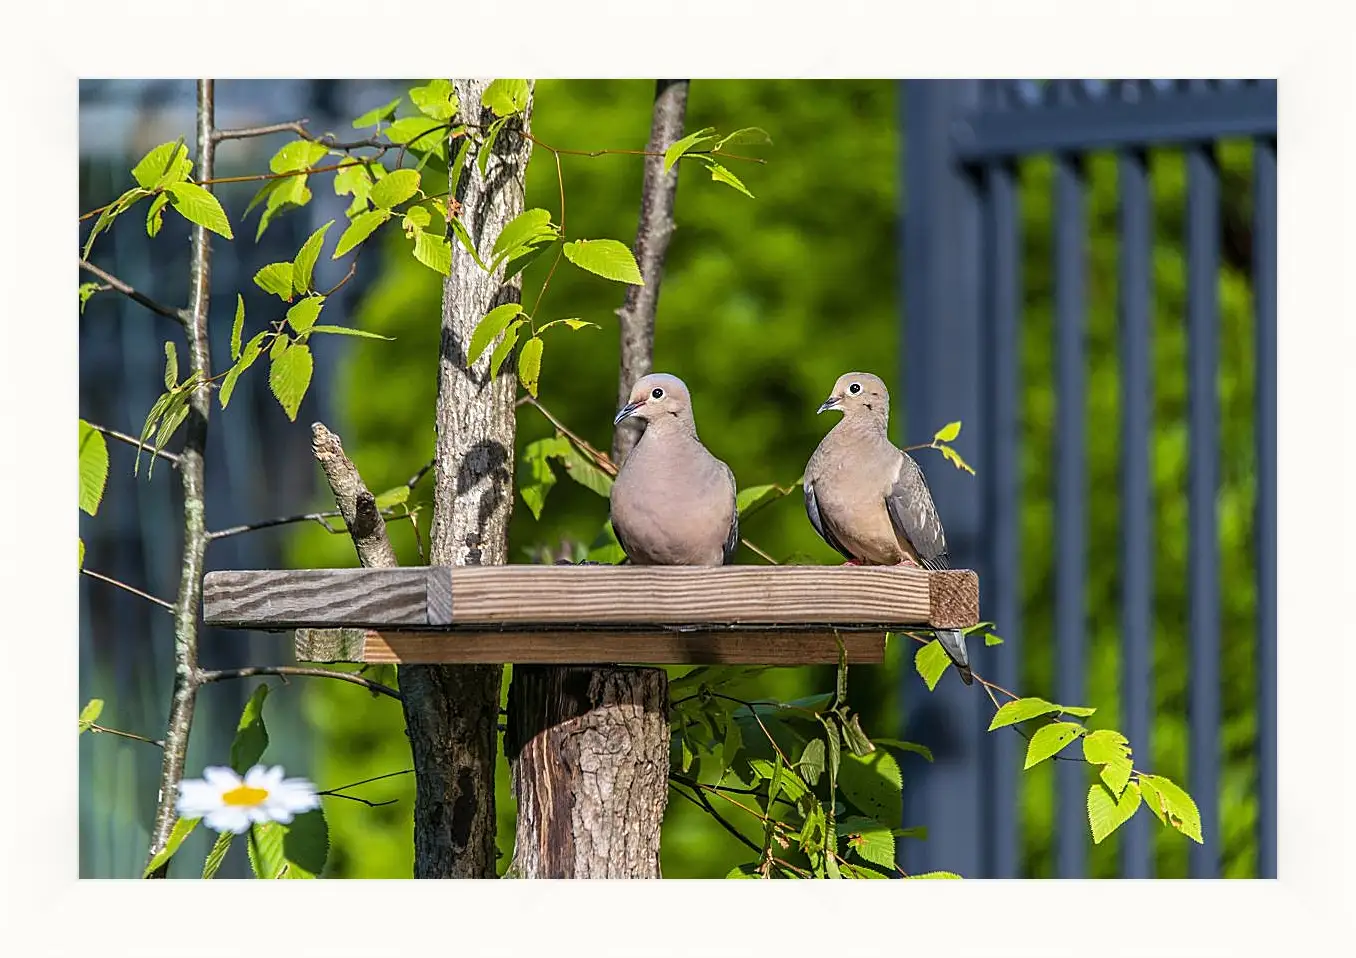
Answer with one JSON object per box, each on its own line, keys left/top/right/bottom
{"left": 898, "top": 79, "right": 1276, "bottom": 878}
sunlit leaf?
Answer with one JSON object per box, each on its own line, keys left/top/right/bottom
{"left": 269, "top": 343, "right": 313, "bottom": 422}
{"left": 269, "top": 140, "right": 328, "bottom": 174}
{"left": 663, "top": 127, "right": 716, "bottom": 172}
{"left": 938, "top": 443, "right": 975, "bottom": 475}
{"left": 933, "top": 420, "right": 962, "bottom": 443}
{"left": 132, "top": 140, "right": 191, "bottom": 190}
{"left": 1023, "top": 721, "right": 1086, "bottom": 769}
{"left": 230, "top": 684, "right": 270, "bottom": 773}
{"left": 489, "top": 320, "right": 523, "bottom": 377}
{"left": 412, "top": 231, "right": 452, "bottom": 276}
{"left": 142, "top": 816, "right": 199, "bottom": 878}
{"left": 535, "top": 317, "right": 597, "bottom": 334}
{"left": 517, "top": 336, "right": 544, "bottom": 398}
{"left": 308, "top": 325, "right": 394, "bottom": 341}
{"left": 292, "top": 221, "right": 333, "bottom": 293}
{"left": 163, "top": 341, "right": 178, "bottom": 389}
{"left": 913, "top": 639, "right": 951, "bottom": 691}
{"left": 78, "top": 420, "right": 109, "bottom": 517}
{"left": 230, "top": 294, "right": 245, "bottom": 360}
{"left": 713, "top": 126, "right": 773, "bottom": 151}
{"left": 988, "top": 696, "right": 1061, "bottom": 731}
{"left": 165, "top": 182, "right": 233, "bottom": 239}
{"left": 78, "top": 698, "right": 104, "bottom": 733}
{"left": 468, "top": 304, "right": 525, "bottom": 366}
{"left": 145, "top": 192, "right": 169, "bottom": 237}
{"left": 1138, "top": 774, "right": 1203, "bottom": 843}
{"left": 253, "top": 262, "right": 294, "bottom": 301}
{"left": 352, "top": 95, "right": 401, "bottom": 128}
{"left": 1088, "top": 781, "right": 1142, "bottom": 844}
{"left": 562, "top": 238, "right": 643, "bottom": 285}
{"left": 370, "top": 169, "right": 421, "bottom": 209}
{"left": 700, "top": 158, "right": 754, "bottom": 198}
{"left": 333, "top": 210, "right": 391, "bottom": 259}
{"left": 220, "top": 332, "right": 267, "bottom": 409}
{"left": 409, "top": 79, "right": 459, "bottom": 120}
{"left": 286, "top": 296, "right": 325, "bottom": 335}
{"left": 202, "top": 831, "right": 234, "bottom": 879}
{"left": 482, "top": 78, "right": 530, "bottom": 117}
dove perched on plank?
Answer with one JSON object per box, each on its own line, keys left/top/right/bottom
{"left": 610, "top": 373, "right": 739, "bottom": 567}
{"left": 803, "top": 372, "right": 973, "bottom": 685}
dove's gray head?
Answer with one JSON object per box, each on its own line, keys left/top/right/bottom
{"left": 817, "top": 371, "right": 890, "bottom": 423}
{"left": 614, "top": 373, "right": 696, "bottom": 431}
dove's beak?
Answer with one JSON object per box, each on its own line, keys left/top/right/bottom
{"left": 817, "top": 396, "right": 841, "bottom": 415}
{"left": 614, "top": 400, "right": 645, "bottom": 426}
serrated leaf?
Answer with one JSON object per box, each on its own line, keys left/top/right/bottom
{"left": 308, "top": 325, "right": 395, "bottom": 341}
{"left": 468, "top": 304, "right": 525, "bottom": 366}
{"left": 558, "top": 441, "right": 613, "bottom": 497}
{"left": 663, "top": 127, "right": 716, "bottom": 172}
{"left": 163, "top": 341, "right": 178, "bottom": 389}
{"left": 132, "top": 140, "right": 192, "bottom": 190}
{"left": 78, "top": 282, "right": 101, "bottom": 314}
{"left": 333, "top": 161, "right": 376, "bottom": 213}
{"left": 913, "top": 639, "right": 951, "bottom": 691}
{"left": 374, "top": 486, "right": 410, "bottom": 509}
{"left": 352, "top": 95, "right": 402, "bottom": 128}
{"left": 562, "top": 238, "right": 643, "bottom": 285}
{"left": 413, "top": 231, "right": 452, "bottom": 276}
{"left": 736, "top": 483, "right": 785, "bottom": 518}
{"left": 409, "top": 78, "right": 459, "bottom": 120}
{"left": 907, "top": 871, "right": 962, "bottom": 879}
{"left": 269, "top": 140, "right": 329, "bottom": 174}
{"left": 248, "top": 821, "right": 287, "bottom": 879}
{"left": 285, "top": 297, "right": 325, "bottom": 335}
{"left": 78, "top": 420, "right": 109, "bottom": 517}
{"left": 939, "top": 443, "right": 976, "bottom": 475}
{"left": 1088, "top": 781, "right": 1142, "bottom": 844}
{"left": 386, "top": 117, "right": 447, "bottom": 159}
{"left": 83, "top": 187, "right": 150, "bottom": 258}
{"left": 1023, "top": 721, "right": 1086, "bottom": 769}
{"left": 370, "top": 169, "right": 421, "bottom": 209}
{"left": 253, "top": 262, "right": 294, "bottom": 301}
{"left": 402, "top": 205, "right": 431, "bottom": 234}
{"left": 536, "top": 317, "right": 597, "bottom": 334}
{"left": 202, "top": 831, "right": 234, "bottom": 879}
{"left": 482, "top": 78, "right": 530, "bottom": 116}
{"left": 713, "top": 126, "right": 773, "bottom": 151}
{"left": 984, "top": 631, "right": 1005, "bottom": 646}
{"left": 489, "top": 320, "right": 523, "bottom": 377}
{"left": 518, "top": 436, "right": 568, "bottom": 520}
{"left": 333, "top": 209, "right": 391, "bottom": 258}
{"left": 248, "top": 810, "right": 328, "bottom": 878}
{"left": 839, "top": 750, "right": 903, "bottom": 828}
{"left": 1138, "top": 774, "right": 1203, "bottom": 843}
{"left": 988, "top": 696, "right": 1061, "bottom": 731}
{"left": 165, "top": 182, "right": 233, "bottom": 239}
{"left": 78, "top": 698, "right": 104, "bottom": 733}
{"left": 78, "top": 537, "right": 85, "bottom": 568}
{"left": 933, "top": 420, "right": 962, "bottom": 443}
{"left": 847, "top": 823, "right": 896, "bottom": 871}
{"left": 292, "top": 221, "right": 333, "bottom": 293}
{"left": 256, "top": 176, "right": 312, "bottom": 241}
{"left": 142, "top": 816, "right": 199, "bottom": 878}
{"left": 1060, "top": 705, "right": 1097, "bottom": 717}
{"left": 1082, "top": 729, "right": 1131, "bottom": 766}
{"left": 269, "top": 343, "right": 313, "bottom": 422}
{"left": 134, "top": 390, "right": 174, "bottom": 478}
{"left": 871, "top": 737, "right": 934, "bottom": 763}
{"left": 146, "top": 192, "right": 170, "bottom": 237}
{"left": 477, "top": 116, "right": 507, "bottom": 176}
{"left": 701, "top": 159, "right": 755, "bottom": 198}
{"left": 230, "top": 685, "right": 270, "bottom": 773}
{"left": 230, "top": 295, "right": 245, "bottom": 360}
{"left": 448, "top": 134, "right": 474, "bottom": 198}
{"left": 220, "top": 332, "right": 267, "bottom": 409}
{"left": 448, "top": 216, "right": 490, "bottom": 271}
{"left": 799, "top": 737, "right": 826, "bottom": 786}
{"left": 517, "top": 336, "right": 544, "bottom": 398}
{"left": 492, "top": 208, "right": 555, "bottom": 260}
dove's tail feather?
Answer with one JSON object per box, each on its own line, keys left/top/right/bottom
{"left": 936, "top": 629, "right": 974, "bottom": 686}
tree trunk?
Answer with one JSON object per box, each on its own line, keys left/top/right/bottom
{"left": 507, "top": 80, "right": 690, "bottom": 879}
{"left": 399, "top": 79, "right": 532, "bottom": 878}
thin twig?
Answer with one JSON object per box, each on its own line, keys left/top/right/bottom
{"left": 669, "top": 779, "right": 761, "bottom": 854}
{"left": 89, "top": 725, "right": 165, "bottom": 748}
{"left": 517, "top": 395, "right": 617, "bottom": 476}
{"left": 86, "top": 423, "right": 179, "bottom": 465}
{"left": 319, "top": 769, "right": 414, "bottom": 795}
{"left": 740, "top": 538, "right": 780, "bottom": 565}
{"left": 197, "top": 666, "right": 401, "bottom": 701}
{"left": 80, "top": 567, "right": 175, "bottom": 612}
{"left": 79, "top": 259, "right": 188, "bottom": 327}
{"left": 205, "top": 506, "right": 418, "bottom": 541}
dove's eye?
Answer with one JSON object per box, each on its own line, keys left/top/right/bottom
{"left": 848, "top": 382, "right": 862, "bottom": 395}
{"left": 651, "top": 387, "right": 665, "bottom": 400}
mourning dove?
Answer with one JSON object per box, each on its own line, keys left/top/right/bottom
{"left": 610, "top": 373, "right": 739, "bottom": 566}
{"left": 803, "top": 372, "right": 973, "bottom": 685}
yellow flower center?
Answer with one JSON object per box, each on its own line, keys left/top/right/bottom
{"left": 221, "top": 785, "right": 269, "bottom": 806}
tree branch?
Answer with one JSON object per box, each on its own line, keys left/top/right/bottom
{"left": 86, "top": 423, "right": 180, "bottom": 466}
{"left": 79, "top": 259, "right": 188, "bottom": 327}
{"left": 81, "top": 567, "right": 175, "bottom": 612}
{"left": 89, "top": 725, "right": 165, "bottom": 748}
{"left": 310, "top": 422, "right": 400, "bottom": 567}
{"left": 198, "top": 666, "right": 401, "bottom": 701}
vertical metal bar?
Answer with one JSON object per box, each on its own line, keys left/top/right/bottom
{"left": 1117, "top": 148, "right": 1155, "bottom": 878}
{"left": 983, "top": 159, "right": 1023, "bottom": 877}
{"left": 1253, "top": 136, "right": 1277, "bottom": 879}
{"left": 1054, "top": 152, "right": 1088, "bottom": 878}
{"left": 1187, "top": 144, "right": 1221, "bottom": 878}
{"left": 900, "top": 79, "right": 988, "bottom": 878}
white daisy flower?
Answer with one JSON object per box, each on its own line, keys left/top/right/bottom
{"left": 176, "top": 765, "right": 321, "bottom": 834}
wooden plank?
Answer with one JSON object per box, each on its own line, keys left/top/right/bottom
{"left": 361, "top": 629, "right": 887, "bottom": 666}
{"left": 205, "top": 566, "right": 978, "bottom": 631}
{"left": 294, "top": 628, "right": 368, "bottom": 663}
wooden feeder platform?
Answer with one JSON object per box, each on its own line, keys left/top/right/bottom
{"left": 201, "top": 565, "right": 979, "bottom": 666}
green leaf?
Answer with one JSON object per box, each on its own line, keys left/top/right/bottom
{"left": 146, "top": 192, "right": 170, "bottom": 237}
{"left": 334, "top": 210, "right": 391, "bottom": 258}
{"left": 562, "top": 238, "right": 643, "bottom": 285}
{"left": 253, "top": 262, "right": 294, "bottom": 301}
{"left": 163, "top": 341, "right": 178, "bottom": 389}
{"left": 988, "top": 696, "right": 1061, "bottom": 731}
{"left": 412, "top": 231, "right": 452, "bottom": 276}
{"left": 83, "top": 187, "right": 150, "bottom": 258}
{"left": 736, "top": 483, "right": 786, "bottom": 518}
{"left": 142, "top": 816, "right": 199, "bottom": 878}
{"left": 1138, "top": 774, "right": 1203, "bottom": 843}
{"left": 78, "top": 282, "right": 101, "bottom": 314}
{"left": 913, "top": 639, "right": 951, "bottom": 691}
{"left": 202, "top": 831, "right": 234, "bottom": 879}
{"left": 374, "top": 486, "right": 410, "bottom": 509}
{"left": 255, "top": 175, "right": 312, "bottom": 241}
{"left": 1023, "top": 721, "right": 1086, "bottom": 770}
{"left": 725, "top": 864, "right": 760, "bottom": 879}
{"left": 558, "top": 440, "right": 613, "bottom": 498}
{"left": 249, "top": 810, "right": 329, "bottom": 878}
{"left": 269, "top": 343, "right": 314, "bottom": 421}
{"left": 938, "top": 443, "right": 976, "bottom": 475}
{"left": 1088, "top": 781, "right": 1142, "bottom": 845}
{"left": 984, "top": 631, "right": 1005, "bottom": 646}
{"left": 78, "top": 537, "right": 85, "bottom": 568}
{"left": 713, "top": 126, "right": 773, "bottom": 151}
{"left": 78, "top": 698, "right": 104, "bottom": 733}
{"left": 1060, "top": 705, "right": 1097, "bottom": 718}
{"left": 492, "top": 208, "right": 555, "bottom": 259}
{"left": 78, "top": 420, "right": 109, "bottom": 517}
{"left": 230, "top": 684, "right": 270, "bottom": 774}
{"left": 517, "top": 336, "right": 544, "bottom": 398}
{"left": 489, "top": 320, "right": 523, "bottom": 377}
{"left": 286, "top": 296, "right": 325, "bottom": 335}
{"left": 871, "top": 737, "right": 934, "bottom": 763}
{"left": 448, "top": 135, "right": 474, "bottom": 199}
{"left": 352, "top": 95, "right": 402, "bottom": 128}
{"left": 292, "top": 221, "right": 333, "bottom": 293}
{"left": 132, "top": 140, "right": 192, "bottom": 190}
{"left": 385, "top": 117, "right": 448, "bottom": 159}
{"left": 333, "top": 161, "right": 377, "bottom": 214}
{"left": 482, "top": 79, "right": 530, "bottom": 116}
{"left": 165, "top": 182, "right": 233, "bottom": 239}
{"left": 845, "top": 822, "right": 896, "bottom": 871}
{"left": 248, "top": 821, "right": 287, "bottom": 879}
{"left": 409, "top": 79, "right": 459, "bottom": 120}
{"left": 907, "top": 871, "right": 962, "bottom": 879}
{"left": 220, "top": 332, "right": 267, "bottom": 409}
{"left": 477, "top": 116, "right": 507, "bottom": 176}
{"left": 309, "top": 325, "right": 395, "bottom": 341}
{"left": 402, "top": 205, "right": 431, "bottom": 234}
{"left": 722, "top": 710, "right": 744, "bottom": 767}
{"left": 536, "top": 318, "right": 598, "bottom": 334}
{"left": 933, "top": 420, "right": 962, "bottom": 443}
{"left": 519, "top": 436, "right": 569, "bottom": 520}
{"left": 448, "top": 216, "right": 490, "bottom": 271}
{"left": 839, "top": 749, "right": 903, "bottom": 828}
{"left": 700, "top": 158, "right": 755, "bottom": 198}
{"left": 269, "top": 140, "right": 329, "bottom": 174}
{"left": 1082, "top": 728, "right": 1131, "bottom": 767}
{"left": 663, "top": 126, "right": 717, "bottom": 172}
{"left": 370, "top": 169, "right": 421, "bottom": 209}
{"left": 230, "top": 295, "right": 245, "bottom": 360}
{"left": 468, "top": 304, "right": 525, "bottom": 366}
{"left": 799, "top": 737, "right": 826, "bottom": 786}
{"left": 748, "top": 758, "right": 809, "bottom": 803}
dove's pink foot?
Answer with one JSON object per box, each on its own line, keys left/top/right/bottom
{"left": 894, "top": 556, "right": 921, "bottom": 569}
{"left": 842, "top": 559, "right": 864, "bottom": 567}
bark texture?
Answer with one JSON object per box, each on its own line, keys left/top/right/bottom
{"left": 398, "top": 79, "right": 533, "bottom": 878}
{"left": 505, "top": 667, "right": 669, "bottom": 877}
{"left": 507, "top": 80, "right": 689, "bottom": 879}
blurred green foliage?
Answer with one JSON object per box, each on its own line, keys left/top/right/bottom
{"left": 284, "top": 81, "right": 1259, "bottom": 879}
